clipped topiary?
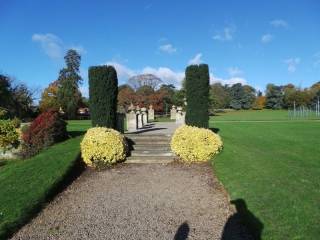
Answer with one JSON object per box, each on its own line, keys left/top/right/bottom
{"left": 21, "top": 109, "right": 68, "bottom": 158}
{"left": 171, "top": 125, "right": 223, "bottom": 162}
{"left": 185, "top": 64, "right": 209, "bottom": 128}
{"left": 89, "top": 65, "right": 118, "bottom": 128}
{"left": 80, "top": 127, "right": 127, "bottom": 168}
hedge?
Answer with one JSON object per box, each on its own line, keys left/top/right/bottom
{"left": 185, "top": 64, "right": 209, "bottom": 128}
{"left": 89, "top": 65, "right": 118, "bottom": 128}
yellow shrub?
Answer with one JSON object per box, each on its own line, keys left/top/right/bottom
{"left": 171, "top": 125, "right": 223, "bottom": 162}
{"left": 80, "top": 127, "right": 127, "bottom": 168}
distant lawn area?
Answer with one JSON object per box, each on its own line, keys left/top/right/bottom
{"left": 211, "top": 111, "right": 320, "bottom": 239}
{"left": 214, "top": 109, "right": 319, "bottom": 121}
{"left": 0, "top": 121, "right": 91, "bottom": 239}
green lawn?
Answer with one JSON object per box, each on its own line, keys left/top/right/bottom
{"left": 0, "top": 121, "right": 91, "bottom": 239}
{"left": 67, "top": 120, "right": 91, "bottom": 132}
{"left": 214, "top": 109, "right": 319, "bottom": 121}
{"left": 211, "top": 112, "right": 320, "bottom": 239}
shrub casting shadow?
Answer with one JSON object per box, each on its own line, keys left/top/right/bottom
{"left": 174, "top": 221, "right": 190, "bottom": 240}
{"left": 209, "top": 127, "right": 220, "bottom": 133}
{"left": 3, "top": 153, "right": 86, "bottom": 239}
{"left": 0, "top": 160, "right": 7, "bottom": 167}
{"left": 221, "top": 199, "right": 263, "bottom": 240}
{"left": 68, "top": 130, "right": 87, "bottom": 138}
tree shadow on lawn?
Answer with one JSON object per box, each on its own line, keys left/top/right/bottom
{"left": 4, "top": 153, "right": 86, "bottom": 239}
{"left": 0, "top": 160, "right": 7, "bottom": 168}
{"left": 222, "top": 199, "right": 264, "bottom": 240}
{"left": 68, "top": 130, "right": 87, "bottom": 138}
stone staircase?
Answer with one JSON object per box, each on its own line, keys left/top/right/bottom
{"left": 125, "top": 134, "right": 175, "bottom": 164}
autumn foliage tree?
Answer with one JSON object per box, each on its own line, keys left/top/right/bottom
{"left": 39, "top": 81, "right": 60, "bottom": 112}
{"left": 252, "top": 96, "right": 266, "bottom": 109}
{"left": 117, "top": 84, "right": 136, "bottom": 111}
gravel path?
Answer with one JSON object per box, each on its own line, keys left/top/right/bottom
{"left": 11, "top": 163, "right": 250, "bottom": 240}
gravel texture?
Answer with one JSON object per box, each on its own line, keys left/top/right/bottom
{"left": 11, "top": 163, "right": 250, "bottom": 240}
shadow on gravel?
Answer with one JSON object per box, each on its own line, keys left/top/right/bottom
{"left": 221, "top": 199, "right": 263, "bottom": 240}
{"left": 174, "top": 221, "right": 190, "bottom": 240}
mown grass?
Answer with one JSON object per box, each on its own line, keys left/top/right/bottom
{"left": 153, "top": 116, "right": 175, "bottom": 122}
{"left": 211, "top": 112, "right": 320, "bottom": 239}
{"left": 0, "top": 121, "right": 91, "bottom": 239}
{"left": 214, "top": 109, "right": 319, "bottom": 121}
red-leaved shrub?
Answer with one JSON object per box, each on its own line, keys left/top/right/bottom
{"left": 21, "top": 109, "right": 68, "bottom": 158}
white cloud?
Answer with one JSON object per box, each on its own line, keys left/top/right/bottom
{"left": 227, "top": 67, "right": 243, "bottom": 77}
{"left": 313, "top": 52, "right": 320, "bottom": 67}
{"left": 32, "top": 33, "right": 86, "bottom": 59}
{"left": 261, "top": 34, "right": 274, "bottom": 43}
{"left": 210, "top": 73, "right": 247, "bottom": 86}
{"left": 142, "top": 67, "right": 184, "bottom": 87}
{"left": 159, "top": 44, "right": 177, "bottom": 54}
{"left": 284, "top": 58, "right": 300, "bottom": 73}
{"left": 70, "top": 45, "right": 87, "bottom": 55}
{"left": 188, "top": 53, "right": 203, "bottom": 65}
{"left": 100, "top": 61, "right": 247, "bottom": 90}
{"left": 104, "top": 61, "right": 184, "bottom": 87}
{"left": 105, "top": 61, "right": 136, "bottom": 79}
{"left": 270, "top": 19, "right": 288, "bottom": 28}
{"left": 32, "top": 33, "right": 63, "bottom": 59}
{"left": 213, "top": 27, "right": 235, "bottom": 41}
{"left": 79, "top": 85, "right": 89, "bottom": 98}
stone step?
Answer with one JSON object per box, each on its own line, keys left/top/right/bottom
{"left": 125, "top": 156, "right": 174, "bottom": 164}
{"left": 126, "top": 136, "right": 171, "bottom": 142}
{"left": 125, "top": 133, "right": 171, "bottom": 138}
{"left": 130, "top": 140, "right": 171, "bottom": 145}
{"left": 131, "top": 145, "right": 171, "bottom": 151}
{"left": 130, "top": 151, "right": 174, "bottom": 157}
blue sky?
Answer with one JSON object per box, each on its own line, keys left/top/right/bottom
{"left": 1, "top": 0, "right": 320, "bottom": 100}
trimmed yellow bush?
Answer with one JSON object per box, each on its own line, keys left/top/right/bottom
{"left": 171, "top": 125, "right": 223, "bottom": 162}
{"left": 0, "top": 120, "right": 19, "bottom": 150}
{"left": 80, "top": 127, "right": 127, "bottom": 168}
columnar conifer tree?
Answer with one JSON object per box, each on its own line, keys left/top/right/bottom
{"left": 89, "top": 65, "right": 118, "bottom": 128}
{"left": 185, "top": 64, "right": 209, "bottom": 128}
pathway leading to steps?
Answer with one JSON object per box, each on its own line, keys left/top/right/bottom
{"left": 125, "top": 122, "right": 180, "bottom": 164}
{"left": 11, "top": 122, "right": 252, "bottom": 240}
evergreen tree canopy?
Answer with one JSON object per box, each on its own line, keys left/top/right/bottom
{"left": 265, "top": 84, "right": 284, "bottom": 109}
{"left": 57, "top": 49, "right": 82, "bottom": 119}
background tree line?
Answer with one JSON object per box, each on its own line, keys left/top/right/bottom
{"left": 118, "top": 79, "right": 320, "bottom": 113}
{"left": 0, "top": 74, "right": 35, "bottom": 120}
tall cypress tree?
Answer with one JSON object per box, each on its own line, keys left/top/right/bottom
{"left": 89, "top": 65, "right": 118, "bottom": 128}
{"left": 57, "top": 49, "right": 82, "bottom": 119}
{"left": 185, "top": 64, "right": 209, "bottom": 128}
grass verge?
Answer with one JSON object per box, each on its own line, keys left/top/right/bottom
{"left": 211, "top": 118, "right": 320, "bottom": 239}
{"left": 0, "top": 121, "right": 91, "bottom": 239}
